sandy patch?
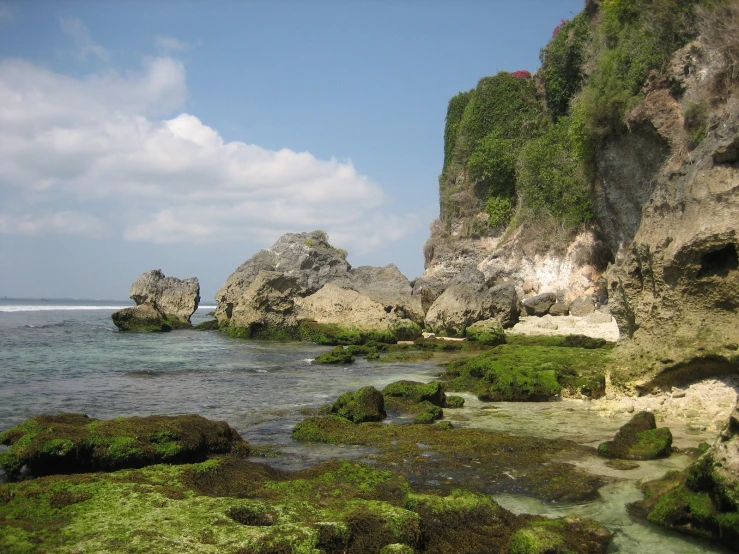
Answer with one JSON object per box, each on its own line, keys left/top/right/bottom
{"left": 509, "top": 313, "right": 619, "bottom": 342}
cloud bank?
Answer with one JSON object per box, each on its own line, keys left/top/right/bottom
{"left": 0, "top": 43, "right": 415, "bottom": 254}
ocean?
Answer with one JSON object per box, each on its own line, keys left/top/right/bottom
{"left": 0, "top": 298, "right": 441, "bottom": 473}
{"left": 0, "top": 299, "right": 729, "bottom": 553}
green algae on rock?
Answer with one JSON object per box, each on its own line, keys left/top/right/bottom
{"left": 330, "top": 387, "right": 386, "bottom": 423}
{"left": 194, "top": 319, "right": 220, "bottom": 331}
{"left": 464, "top": 319, "right": 506, "bottom": 346}
{"left": 597, "top": 411, "right": 673, "bottom": 460}
{"left": 629, "top": 399, "right": 739, "bottom": 550}
{"left": 381, "top": 381, "right": 447, "bottom": 424}
{"left": 292, "top": 416, "right": 608, "bottom": 503}
{"left": 443, "top": 337, "right": 610, "bottom": 401}
{"left": 444, "top": 395, "right": 465, "bottom": 409}
{"left": 313, "top": 346, "right": 356, "bottom": 365}
{"left": 0, "top": 456, "right": 612, "bottom": 554}
{"left": 383, "top": 381, "right": 446, "bottom": 408}
{"left": 0, "top": 413, "right": 248, "bottom": 481}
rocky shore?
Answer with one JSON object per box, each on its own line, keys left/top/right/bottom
{"left": 6, "top": 1, "right": 737, "bottom": 552}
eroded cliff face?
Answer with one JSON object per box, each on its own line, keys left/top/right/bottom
{"left": 421, "top": 15, "right": 738, "bottom": 387}
{"left": 606, "top": 41, "right": 739, "bottom": 387}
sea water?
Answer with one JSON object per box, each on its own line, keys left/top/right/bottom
{"left": 0, "top": 299, "right": 730, "bottom": 553}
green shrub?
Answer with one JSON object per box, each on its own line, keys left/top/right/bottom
{"left": 467, "top": 134, "right": 517, "bottom": 200}
{"left": 457, "top": 73, "right": 542, "bottom": 157}
{"left": 517, "top": 117, "right": 592, "bottom": 228}
{"left": 485, "top": 196, "right": 514, "bottom": 228}
{"left": 443, "top": 90, "right": 474, "bottom": 172}
{"left": 540, "top": 13, "right": 590, "bottom": 119}
{"left": 574, "top": 0, "right": 699, "bottom": 143}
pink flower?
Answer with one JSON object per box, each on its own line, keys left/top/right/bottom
{"left": 511, "top": 70, "right": 531, "bottom": 79}
{"left": 553, "top": 18, "right": 568, "bottom": 37}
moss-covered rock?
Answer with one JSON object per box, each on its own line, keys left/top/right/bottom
{"left": 412, "top": 403, "right": 444, "bottom": 425}
{"left": 465, "top": 319, "right": 506, "bottom": 346}
{"left": 194, "top": 319, "right": 219, "bottom": 330}
{"left": 111, "top": 304, "right": 174, "bottom": 332}
{"left": 444, "top": 395, "right": 465, "bottom": 409}
{"left": 0, "top": 413, "right": 248, "bottom": 481}
{"left": 292, "top": 416, "right": 608, "bottom": 503}
{"left": 383, "top": 381, "right": 446, "bottom": 407}
{"left": 443, "top": 339, "right": 611, "bottom": 401}
{"left": 330, "top": 387, "right": 386, "bottom": 423}
{"left": 508, "top": 517, "right": 613, "bottom": 554}
{"left": 380, "top": 544, "right": 416, "bottom": 554}
{"left": 630, "top": 400, "right": 739, "bottom": 550}
{"left": 562, "top": 335, "right": 607, "bottom": 349}
{"left": 314, "top": 346, "right": 356, "bottom": 365}
{"left": 597, "top": 412, "right": 672, "bottom": 460}
{"left": 0, "top": 455, "right": 612, "bottom": 554}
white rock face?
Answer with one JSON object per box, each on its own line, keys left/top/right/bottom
{"left": 510, "top": 313, "right": 619, "bottom": 342}
{"left": 478, "top": 231, "right": 606, "bottom": 302}
{"left": 295, "top": 283, "right": 415, "bottom": 332}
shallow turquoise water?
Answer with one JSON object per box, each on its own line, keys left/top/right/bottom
{"left": 0, "top": 299, "right": 730, "bottom": 553}
{"left": 0, "top": 298, "right": 440, "bottom": 470}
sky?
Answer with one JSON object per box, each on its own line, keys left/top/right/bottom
{"left": 0, "top": 0, "right": 584, "bottom": 301}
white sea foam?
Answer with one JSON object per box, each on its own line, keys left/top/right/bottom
{"left": 0, "top": 305, "right": 130, "bottom": 312}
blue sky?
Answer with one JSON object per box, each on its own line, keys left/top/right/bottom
{"left": 0, "top": 0, "right": 583, "bottom": 300}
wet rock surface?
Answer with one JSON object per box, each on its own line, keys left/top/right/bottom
{"left": 597, "top": 411, "right": 673, "bottom": 460}
{"left": 0, "top": 455, "right": 613, "bottom": 554}
{"left": 0, "top": 413, "right": 248, "bottom": 480}
{"left": 630, "top": 399, "right": 739, "bottom": 550}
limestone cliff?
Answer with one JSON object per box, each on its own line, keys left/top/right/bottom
{"left": 420, "top": 0, "right": 739, "bottom": 385}
{"left": 607, "top": 44, "right": 739, "bottom": 389}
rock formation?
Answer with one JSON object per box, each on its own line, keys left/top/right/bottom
{"left": 112, "top": 270, "right": 200, "bottom": 332}
{"left": 424, "top": 282, "right": 519, "bottom": 334}
{"left": 214, "top": 230, "right": 350, "bottom": 324}
{"left": 604, "top": 38, "right": 739, "bottom": 389}
{"left": 215, "top": 231, "right": 422, "bottom": 341}
{"left": 632, "top": 398, "right": 739, "bottom": 548}
{"left": 597, "top": 411, "right": 673, "bottom": 460}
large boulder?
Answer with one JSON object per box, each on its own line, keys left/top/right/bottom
{"left": 412, "top": 264, "right": 487, "bottom": 314}
{"left": 129, "top": 270, "right": 200, "bottom": 323}
{"left": 424, "top": 282, "right": 519, "bottom": 335}
{"left": 570, "top": 296, "right": 595, "bottom": 317}
{"left": 522, "top": 292, "right": 557, "bottom": 317}
{"left": 295, "top": 283, "right": 421, "bottom": 337}
{"left": 332, "top": 264, "right": 424, "bottom": 324}
{"left": 214, "top": 230, "right": 350, "bottom": 323}
{"left": 464, "top": 318, "right": 506, "bottom": 346}
{"left": 330, "top": 386, "right": 386, "bottom": 423}
{"left": 0, "top": 413, "right": 248, "bottom": 480}
{"left": 111, "top": 304, "right": 174, "bottom": 332}
{"left": 597, "top": 411, "right": 672, "bottom": 460}
{"left": 227, "top": 270, "right": 303, "bottom": 335}
{"left": 112, "top": 270, "right": 200, "bottom": 331}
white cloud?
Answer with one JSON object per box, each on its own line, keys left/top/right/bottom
{"left": 0, "top": 56, "right": 418, "bottom": 251}
{"left": 60, "top": 16, "right": 110, "bottom": 62}
{"left": 155, "top": 36, "right": 188, "bottom": 53}
{"left": 0, "top": 211, "right": 109, "bottom": 237}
